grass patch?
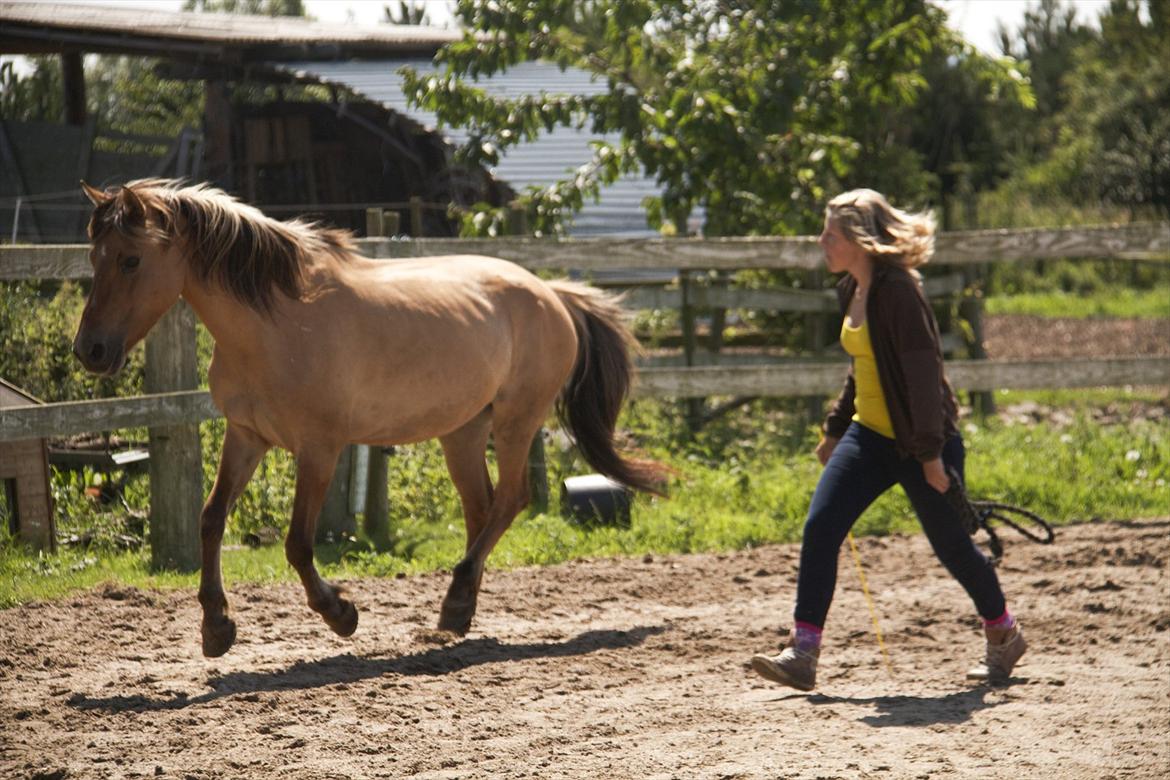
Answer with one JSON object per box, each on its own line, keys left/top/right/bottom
{"left": 985, "top": 285, "right": 1170, "bottom": 319}
{"left": 4, "top": 389, "right": 1165, "bottom": 609}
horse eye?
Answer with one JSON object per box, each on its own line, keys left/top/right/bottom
{"left": 120, "top": 255, "right": 141, "bottom": 273}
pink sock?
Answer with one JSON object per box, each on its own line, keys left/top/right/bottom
{"left": 793, "top": 621, "right": 823, "bottom": 651}
{"left": 983, "top": 610, "right": 1016, "bottom": 630}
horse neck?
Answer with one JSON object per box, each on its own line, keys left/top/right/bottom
{"left": 179, "top": 271, "right": 272, "bottom": 359}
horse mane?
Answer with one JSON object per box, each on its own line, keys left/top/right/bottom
{"left": 88, "top": 178, "right": 356, "bottom": 313}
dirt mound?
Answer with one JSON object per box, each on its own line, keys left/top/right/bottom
{"left": 2, "top": 519, "right": 1167, "bottom": 779}
{"left": 983, "top": 315, "right": 1169, "bottom": 360}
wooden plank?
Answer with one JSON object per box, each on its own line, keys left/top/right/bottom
{"left": 934, "top": 222, "right": 1169, "bottom": 266}
{"left": 620, "top": 286, "right": 837, "bottom": 313}
{"left": 0, "top": 391, "right": 219, "bottom": 442}
{"left": 632, "top": 356, "right": 1170, "bottom": 398}
{"left": 944, "top": 356, "right": 1170, "bottom": 392}
{"left": 5, "top": 223, "right": 1166, "bottom": 281}
{"left": 0, "top": 244, "right": 90, "bottom": 280}
{"left": 357, "top": 223, "right": 1168, "bottom": 270}
{"left": 358, "top": 234, "right": 825, "bottom": 270}
{"left": 2, "top": 357, "right": 1165, "bottom": 439}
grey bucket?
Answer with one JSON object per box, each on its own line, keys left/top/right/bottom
{"left": 560, "top": 474, "right": 632, "bottom": 526}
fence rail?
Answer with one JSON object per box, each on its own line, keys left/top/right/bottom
{"left": 3, "top": 357, "right": 1167, "bottom": 444}
{"left": 2, "top": 222, "right": 1167, "bottom": 559}
{"left": 3, "top": 222, "right": 1166, "bottom": 280}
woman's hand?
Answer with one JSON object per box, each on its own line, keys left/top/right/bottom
{"left": 815, "top": 436, "right": 839, "bottom": 466}
{"left": 923, "top": 457, "right": 950, "bottom": 493}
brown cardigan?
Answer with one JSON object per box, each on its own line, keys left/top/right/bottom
{"left": 823, "top": 264, "right": 960, "bottom": 461}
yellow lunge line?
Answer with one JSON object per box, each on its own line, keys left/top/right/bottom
{"left": 847, "top": 532, "right": 894, "bottom": 676}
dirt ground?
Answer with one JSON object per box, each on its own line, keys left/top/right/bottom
{"left": 1, "top": 518, "right": 1167, "bottom": 780}
{"left": 982, "top": 314, "right": 1168, "bottom": 359}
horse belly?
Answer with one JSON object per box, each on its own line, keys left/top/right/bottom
{"left": 346, "top": 344, "right": 505, "bottom": 446}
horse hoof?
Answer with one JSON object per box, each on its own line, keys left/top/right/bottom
{"left": 437, "top": 599, "right": 475, "bottom": 637}
{"left": 327, "top": 599, "right": 359, "bottom": 637}
{"left": 202, "top": 616, "right": 237, "bottom": 658}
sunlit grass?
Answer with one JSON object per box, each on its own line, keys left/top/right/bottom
{"left": 3, "top": 388, "right": 1166, "bottom": 609}
{"left": 985, "top": 285, "right": 1170, "bottom": 319}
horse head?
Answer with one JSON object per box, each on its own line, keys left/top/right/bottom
{"left": 73, "top": 180, "right": 185, "bottom": 375}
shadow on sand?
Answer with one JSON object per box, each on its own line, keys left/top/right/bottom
{"left": 69, "top": 624, "right": 667, "bottom": 714}
{"left": 813, "top": 686, "right": 999, "bottom": 727}
{"left": 756, "top": 683, "right": 1009, "bottom": 727}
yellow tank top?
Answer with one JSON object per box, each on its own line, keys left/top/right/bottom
{"left": 840, "top": 318, "right": 895, "bottom": 439}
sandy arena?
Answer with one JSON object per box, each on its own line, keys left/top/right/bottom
{"left": 1, "top": 517, "right": 1167, "bottom": 779}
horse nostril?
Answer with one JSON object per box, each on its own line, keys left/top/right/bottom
{"left": 88, "top": 342, "right": 106, "bottom": 363}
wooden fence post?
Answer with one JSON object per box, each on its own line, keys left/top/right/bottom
{"left": 679, "top": 271, "right": 703, "bottom": 430}
{"left": 317, "top": 445, "right": 356, "bottom": 543}
{"left": 528, "top": 431, "right": 549, "bottom": 514}
{"left": 144, "top": 301, "right": 202, "bottom": 572}
{"left": 409, "top": 196, "right": 424, "bottom": 237}
{"left": 364, "top": 446, "right": 390, "bottom": 547}
{"left": 803, "top": 268, "right": 828, "bottom": 423}
{"left": 959, "top": 289, "right": 996, "bottom": 416}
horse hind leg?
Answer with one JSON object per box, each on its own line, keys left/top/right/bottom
{"left": 286, "top": 445, "right": 359, "bottom": 638}
{"left": 200, "top": 424, "right": 269, "bottom": 657}
{"left": 439, "top": 408, "right": 494, "bottom": 553}
{"left": 438, "top": 404, "right": 546, "bottom": 636}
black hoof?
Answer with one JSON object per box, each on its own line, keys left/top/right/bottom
{"left": 324, "top": 598, "right": 359, "bottom": 637}
{"left": 437, "top": 601, "right": 474, "bottom": 637}
{"left": 202, "top": 616, "right": 237, "bottom": 658}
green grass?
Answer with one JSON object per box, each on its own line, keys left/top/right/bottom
{"left": 985, "top": 285, "right": 1170, "bottom": 319}
{"left": 4, "top": 389, "right": 1166, "bottom": 609}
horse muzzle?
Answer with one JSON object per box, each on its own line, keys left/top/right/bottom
{"left": 72, "top": 331, "right": 126, "bottom": 376}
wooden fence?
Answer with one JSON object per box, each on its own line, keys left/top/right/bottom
{"left": 1, "top": 222, "right": 1167, "bottom": 564}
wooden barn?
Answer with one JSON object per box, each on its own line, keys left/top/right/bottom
{"left": 0, "top": 1, "right": 511, "bottom": 240}
{"left": 0, "top": 378, "right": 55, "bottom": 551}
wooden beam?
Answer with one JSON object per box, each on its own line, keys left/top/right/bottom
{"left": 61, "top": 52, "right": 86, "bottom": 126}
{"left": 631, "top": 356, "right": 1170, "bottom": 398}
{"left": 4, "top": 223, "right": 1166, "bottom": 281}
{"left": 0, "top": 391, "right": 218, "bottom": 443}
{"left": 0, "top": 245, "right": 90, "bottom": 280}
{"left": 2, "top": 357, "right": 1165, "bottom": 441}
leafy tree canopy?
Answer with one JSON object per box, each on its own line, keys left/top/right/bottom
{"left": 993, "top": 0, "right": 1167, "bottom": 218}
{"left": 402, "top": 0, "right": 1032, "bottom": 236}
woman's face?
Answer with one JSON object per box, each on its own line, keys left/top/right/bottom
{"left": 818, "top": 216, "right": 869, "bottom": 276}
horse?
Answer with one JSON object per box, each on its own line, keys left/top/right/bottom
{"left": 74, "top": 178, "right": 667, "bottom": 657}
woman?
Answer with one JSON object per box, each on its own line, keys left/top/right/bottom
{"left": 750, "top": 189, "right": 1025, "bottom": 690}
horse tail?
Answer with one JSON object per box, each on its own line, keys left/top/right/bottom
{"left": 548, "top": 280, "right": 668, "bottom": 496}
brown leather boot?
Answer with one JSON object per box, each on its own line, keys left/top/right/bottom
{"left": 750, "top": 644, "right": 819, "bottom": 691}
{"left": 966, "top": 623, "right": 1027, "bottom": 684}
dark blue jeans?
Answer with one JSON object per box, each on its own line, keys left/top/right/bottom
{"left": 794, "top": 422, "right": 1006, "bottom": 628}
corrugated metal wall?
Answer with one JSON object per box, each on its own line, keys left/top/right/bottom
{"left": 278, "top": 60, "right": 697, "bottom": 237}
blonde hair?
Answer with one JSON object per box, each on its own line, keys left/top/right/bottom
{"left": 826, "top": 189, "right": 935, "bottom": 273}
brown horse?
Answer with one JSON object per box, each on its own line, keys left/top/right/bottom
{"left": 74, "top": 178, "right": 665, "bottom": 657}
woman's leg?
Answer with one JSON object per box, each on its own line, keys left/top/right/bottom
{"left": 897, "top": 435, "right": 1007, "bottom": 620}
{"left": 793, "top": 423, "right": 898, "bottom": 628}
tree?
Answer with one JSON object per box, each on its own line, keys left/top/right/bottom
{"left": 183, "top": 0, "right": 306, "bottom": 15}
{"left": 0, "top": 58, "right": 64, "bottom": 123}
{"left": 384, "top": 2, "right": 431, "bottom": 25}
{"left": 402, "top": 0, "right": 1031, "bottom": 237}
{"left": 993, "top": 0, "right": 1167, "bottom": 217}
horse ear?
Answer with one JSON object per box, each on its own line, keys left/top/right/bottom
{"left": 80, "top": 180, "right": 109, "bottom": 206}
{"left": 117, "top": 184, "right": 147, "bottom": 220}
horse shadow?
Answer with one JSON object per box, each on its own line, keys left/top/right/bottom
{"left": 68, "top": 625, "right": 666, "bottom": 714}
{"left": 805, "top": 686, "right": 998, "bottom": 727}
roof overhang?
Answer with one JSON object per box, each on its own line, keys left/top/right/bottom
{"left": 0, "top": 1, "right": 461, "bottom": 62}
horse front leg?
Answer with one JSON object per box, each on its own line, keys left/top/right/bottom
{"left": 200, "top": 423, "right": 269, "bottom": 657}
{"left": 285, "top": 446, "right": 359, "bottom": 637}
